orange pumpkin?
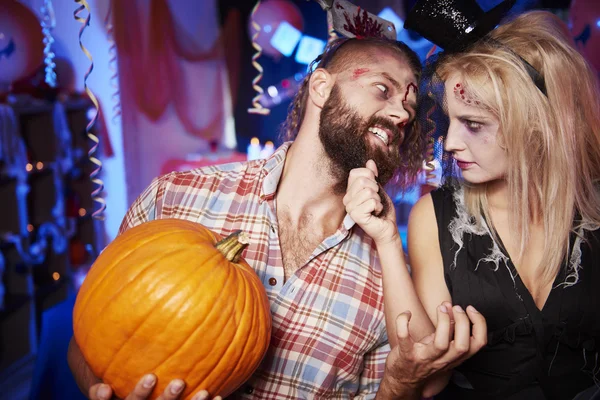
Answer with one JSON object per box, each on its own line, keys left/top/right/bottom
{"left": 73, "top": 219, "right": 272, "bottom": 399}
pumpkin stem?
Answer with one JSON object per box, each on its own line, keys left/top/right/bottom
{"left": 215, "top": 230, "right": 249, "bottom": 263}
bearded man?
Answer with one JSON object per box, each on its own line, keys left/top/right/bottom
{"left": 67, "top": 38, "right": 487, "bottom": 400}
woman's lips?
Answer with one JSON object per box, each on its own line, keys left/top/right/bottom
{"left": 455, "top": 159, "right": 475, "bottom": 170}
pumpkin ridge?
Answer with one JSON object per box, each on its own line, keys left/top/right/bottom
{"left": 80, "top": 246, "right": 192, "bottom": 377}
{"left": 75, "top": 243, "right": 181, "bottom": 359}
{"left": 215, "top": 275, "right": 271, "bottom": 396}
{"left": 142, "top": 249, "right": 237, "bottom": 385}
{"left": 80, "top": 240, "right": 218, "bottom": 373}
{"left": 74, "top": 228, "right": 200, "bottom": 329}
{"left": 101, "top": 246, "right": 228, "bottom": 383}
{"left": 154, "top": 265, "right": 245, "bottom": 398}
{"left": 192, "top": 257, "right": 255, "bottom": 396}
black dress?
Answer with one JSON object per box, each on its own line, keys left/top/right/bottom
{"left": 431, "top": 186, "right": 600, "bottom": 400}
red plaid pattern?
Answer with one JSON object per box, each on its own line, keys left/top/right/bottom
{"left": 119, "top": 143, "right": 389, "bottom": 399}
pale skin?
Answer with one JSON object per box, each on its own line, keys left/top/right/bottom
{"left": 409, "top": 75, "right": 550, "bottom": 342}
{"left": 344, "top": 160, "right": 488, "bottom": 398}
{"left": 394, "top": 72, "right": 552, "bottom": 395}
{"left": 67, "top": 50, "right": 473, "bottom": 400}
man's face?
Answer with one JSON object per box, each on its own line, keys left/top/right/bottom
{"left": 318, "top": 50, "right": 418, "bottom": 194}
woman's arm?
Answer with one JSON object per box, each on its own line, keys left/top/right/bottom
{"left": 407, "top": 194, "right": 455, "bottom": 396}
{"left": 407, "top": 194, "right": 453, "bottom": 327}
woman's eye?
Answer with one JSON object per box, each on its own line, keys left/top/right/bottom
{"left": 465, "top": 120, "right": 483, "bottom": 131}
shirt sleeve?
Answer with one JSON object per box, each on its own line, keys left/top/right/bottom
{"left": 117, "top": 174, "right": 169, "bottom": 235}
{"left": 353, "top": 339, "right": 391, "bottom": 399}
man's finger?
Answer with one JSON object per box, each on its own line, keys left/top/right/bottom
{"left": 442, "top": 301, "right": 455, "bottom": 341}
{"left": 450, "top": 305, "right": 470, "bottom": 356}
{"left": 345, "top": 189, "right": 381, "bottom": 217}
{"left": 192, "top": 390, "right": 223, "bottom": 400}
{"left": 89, "top": 383, "right": 113, "bottom": 400}
{"left": 395, "top": 311, "right": 415, "bottom": 355}
{"left": 444, "top": 305, "right": 488, "bottom": 370}
{"left": 365, "top": 159, "right": 378, "bottom": 178}
{"left": 156, "top": 379, "right": 186, "bottom": 400}
{"left": 432, "top": 304, "right": 451, "bottom": 356}
{"left": 348, "top": 167, "right": 377, "bottom": 183}
{"left": 124, "top": 374, "right": 158, "bottom": 400}
{"left": 467, "top": 305, "right": 488, "bottom": 352}
{"left": 347, "top": 176, "right": 379, "bottom": 196}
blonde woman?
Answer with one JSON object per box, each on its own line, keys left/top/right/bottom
{"left": 345, "top": 3, "right": 600, "bottom": 400}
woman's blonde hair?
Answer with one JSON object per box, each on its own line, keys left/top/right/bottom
{"left": 436, "top": 10, "right": 600, "bottom": 284}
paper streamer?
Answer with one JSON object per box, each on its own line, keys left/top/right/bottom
{"left": 104, "top": 0, "right": 121, "bottom": 124}
{"left": 423, "top": 104, "right": 437, "bottom": 185}
{"left": 41, "top": 0, "right": 57, "bottom": 87}
{"left": 74, "top": 0, "right": 106, "bottom": 220}
{"left": 247, "top": 1, "right": 270, "bottom": 115}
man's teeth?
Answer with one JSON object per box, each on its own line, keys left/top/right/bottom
{"left": 368, "top": 127, "right": 389, "bottom": 145}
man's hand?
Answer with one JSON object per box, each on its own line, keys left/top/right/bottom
{"left": 88, "top": 375, "right": 222, "bottom": 400}
{"left": 344, "top": 160, "right": 399, "bottom": 245}
{"left": 381, "top": 303, "right": 487, "bottom": 397}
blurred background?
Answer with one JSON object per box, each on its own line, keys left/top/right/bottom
{"left": 0, "top": 0, "right": 596, "bottom": 398}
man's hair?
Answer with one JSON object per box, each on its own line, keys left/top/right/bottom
{"left": 436, "top": 11, "right": 600, "bottom": 285}
{"left": 279, "top": 38, "right": 424, "bottom": 188}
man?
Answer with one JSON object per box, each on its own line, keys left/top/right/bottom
{"left": 68, "top": 37, "right": 486, "bottom": 400}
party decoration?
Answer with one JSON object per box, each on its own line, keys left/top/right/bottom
{"left": 404, "top": 0, "right": 516, "bottom": 51}
{"left": 246, "top": 0, "right": 304, "bottom": 59}
{"left": 73, "top": 219, "right": 272, "bottom": 399}
{"left": 323, "top": 0, "right": 397, "bottom": 40}
{"left": 40, "top": 0, "right": 57, "bottom": 88}
{"left": 104, "top": 0, "right": 121, "bottom": 124}
{"left": 0, "top": 1, "right": 44, "bottom": 86}
{"left": 248, "top": 1, "right": 271, "bottom": 115}
{"left": 74, "top": 1, "right": 106, "bottom": 220}
{"left": 53, "top": 56, "right": 76, "bottom": 94}
{"left": 570, "top": 0, "right": 600, "bottom": 73}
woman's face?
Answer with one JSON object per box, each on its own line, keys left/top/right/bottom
{"left": 444, "top": 74, "right": 508, "bottom": 184}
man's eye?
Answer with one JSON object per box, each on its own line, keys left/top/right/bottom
{"left": 375, "top": 84, "right": 388, "bottom": 94}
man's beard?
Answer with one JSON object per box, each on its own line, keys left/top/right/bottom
{"left": 318, "top": 84, "right": 402, "bottom": 215}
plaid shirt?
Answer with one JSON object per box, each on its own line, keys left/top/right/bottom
{"left": 119, "top": 143, "right": 390, "bottom": 399}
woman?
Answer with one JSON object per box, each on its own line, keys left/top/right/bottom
{"left": 346, "top": 6, "right": 600, "bottom": 400}
{"left": 409, "top": 7, "right": 600, "bottom": 400}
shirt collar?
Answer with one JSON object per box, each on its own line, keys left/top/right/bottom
{"left": 259, "top": 142, "right": 356, "bottom": 231}
{"left": 260, "top": 142, "right": 292, "bottom": 201}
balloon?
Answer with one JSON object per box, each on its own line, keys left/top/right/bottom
{"left": 54, "top": 56, "right": 76, "bottom": 94}
{"left": 0, "top": 1, "right": 44, "bottom": 86}
{"left": 247, "top": 0, "right": 304, "bottom": 60}
{"left": 570, "top": 0, "right": 600, "bottom": 73}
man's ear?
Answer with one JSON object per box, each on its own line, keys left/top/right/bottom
{"left": 308, "top": 68, "right": 334, "bottom": 108}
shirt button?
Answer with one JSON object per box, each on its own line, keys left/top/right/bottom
{"left": 244, "top": 385, "right": 254, "bottom": 394}
{"left": 268, "top": 277, "right": 277, "bottom": 286}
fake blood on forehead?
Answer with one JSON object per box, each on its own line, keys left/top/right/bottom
{"left": 454, "top": 82, "right": 480, "bottom": 106}
{"left": 352, "top": 68, "right": 370, "bottom": 80}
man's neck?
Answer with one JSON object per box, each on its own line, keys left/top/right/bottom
{"left": 276, "top": 129, "right": 346, "bottom": 232}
